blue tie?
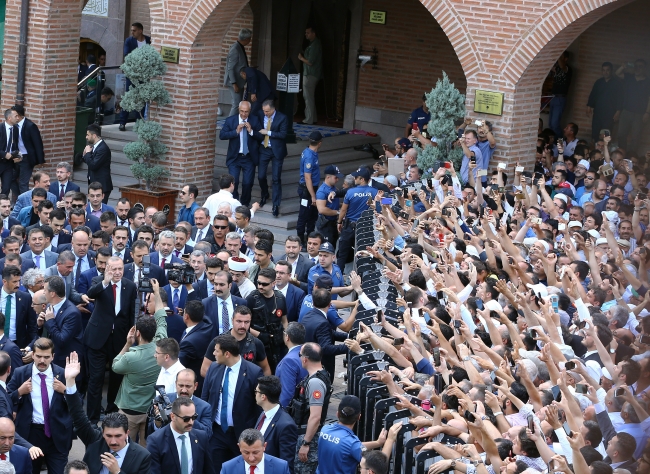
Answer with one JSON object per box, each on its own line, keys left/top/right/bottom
{"left": 220, "top": 367, "right": 231, "bottom": 432}
{"left": 173, "top": 289, "right": 180, "bottom": 311}
{"left": 242, "top": 121, "right": 249, "bottom": 155}
{"left": 34, "top": 255, "right": 41, "bottom": 268}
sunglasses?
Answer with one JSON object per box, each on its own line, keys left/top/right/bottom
{"left": 71, "top": 204, "right": 84, "bottom": 209}
{"left": 173, "top": 413, "right": 198, "bottom": 422}
{"left": 257, "top": 281, "right": 272, "bottom": 287}
{"left": 179, "top": 191, "right": 187, "bottom": 195}
{"left": 213, "top": 225, "right": 228, "bottom": 230}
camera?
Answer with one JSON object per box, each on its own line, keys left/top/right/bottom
{"left": 138, "top": 255, "right": 153, "bottom": 293}
{"left": 167, "top": 263, "right": 196, "bottom": 285}
{"left": 150, "top": 385, "right": 173, "bottom": 427}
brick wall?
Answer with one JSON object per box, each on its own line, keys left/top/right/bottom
{"left": 130, "top": 0, "right": 151, "bottom": 35}
{"left": 356, "top": 0, "right": 466, "bottom": 113}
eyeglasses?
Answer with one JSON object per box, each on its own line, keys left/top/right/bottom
{"left": 257, "top": 281, "right": 272, "bottom": 287}
{"left": 254, "top": 389, "right": 264, "bottom": 395}
{"left": 71, "top": 204, "right": 84, "bottom": 209}
{"left": 213, "top": 225, "right": 228, "bottom": 230}
{"left": 172, "top": 413, "right": 198, "bottom": 422}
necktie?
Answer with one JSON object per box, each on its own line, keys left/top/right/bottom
{"left": 39, "top": 373, "right": 51, "bottom": 437}
{"left": 256, "top": 413, "right": 266, "bottom": 430}
{"left": 242, "top": 121, "right": 249, "bottom": 155}
{"left": 74, "top": 258, "right": 82, "bottom": 286}
{"left": 114, "top": 251, "right": 120, "bottom": 257}
{"left": 3, "top": 295, "right": 10, "bottom": 336}
{"left": 196, "top": 229, "right": 203, "bottom": 241}
{"left": 161, "top": 259, "right": 166, "bottom": 270}
{"left": 175, "top": 250, "right": 180, "bottom": 258}
{"left": 0, "top": 454, "right": 5, "bottom": 460}
{"left": 34, "top": 255, "right": 41, "bottom": 268}
{"left": 250, "top": 466, "right": 255, "bottom": 474}
{"left": 12, "top": 126, "right": 18, "bottom": 152}
{"left": 5, "top": 127, "right": 12, "bottom": 153}
{"left": 220, "top": 367, "right": 231, "bottom": 431}
{"left": 173, "top": 289, "right": 180, "bottom": 311}
{"left": 264, "top": 118, "right": 272, "bottom": 148}
{"left": 112, "top": 283, "right": 117, "bottom": 302}
{"left": 181, "top": 329, "right": 187, "bottom": 340}
{"left": 221, "top": 300, "right": 229, "bottom": 334}
{"left": 59, "top": 184, "right": 65, "bottom": 200}
{"left": 179, "top": 434, "right": 189, "bottom": 474}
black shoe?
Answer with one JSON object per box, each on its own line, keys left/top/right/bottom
{"left": 119, "top": 124, "right": 126, "bottom": 131}
{"left": 260, "top": 195, "right": 269, "bottom": 207}
{"left": 272, "top": 206, "right": 279, "bottom": 217}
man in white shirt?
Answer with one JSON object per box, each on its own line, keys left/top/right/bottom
{"left": 203, "top": 175, "right": 242, "bottom": 219}
{"left": 154, "top": 338, "right": 185, "bottom": 394}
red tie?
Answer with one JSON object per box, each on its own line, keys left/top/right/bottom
{"left": 255, "top": 413, "right": 266, "bottom": 430}
{"left": 0, "top": 453, "right": 6, "bottom": 460}
{"left": 250, "top": 466, "right": 255, "bottom": 474}
{"left": 112, "top": 283, "right": 117, "bottom": 302}
{"left": 161, "top": 259, "right": 165, "bottom": 269}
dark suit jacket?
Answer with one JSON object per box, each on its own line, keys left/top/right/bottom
{"left": 0, "top": 335, "right": 23, "bottom": 378}
{"left": 0, "top": 384, "right": 31, "bottom": 449}
{"left": 64, "top": 390, "right": 151, "bottom": 474}
{"left": 123, "top": 262, "right": 167, "bottom": 287}
{"left": 190, "top": 225, "right": 213, "bottom": 242}
{"left": 178, "top": 318, "right": 213, "bottom": 397}
{"left": 186, "top": 279, "right": 210, "bottom": 302}
{"left": 147, "top": 424, "right": 215, "bottom": 474}
{"left": 83, "top": 140, "right": 113, "bottom": 195}
{"left": 9, "top": 291, "right": 37, "bottom": 350}
{"left": 149, "top": 252, "right": 183, "bottom": 268}
{"left": 256, "top": 110, "right": 288, "bottom": 160}
{"left": 222, "top": 454, "right": 289, "bottom": 474}
{"left": 202, "top": 294, "right": 247, "bottom": 339}
{"left": 107, "top": 246, "right": 133, "bottom": 264}
{"left": 124, "top": 35, "right": 151, "bottom": 57}
{"left": 243, "top": 67, "right": 274, "bottom": 103}
{"left": 54, "top": 231, "right": 73, "bottom": 248}
{"left": 84, "top": 279, "right": 137, "bottom": 351}
{"left": 284, "top": 284, "right": 306, "bottom": 323}
{"left": 0, "top": 217, "right": 21, "bottom": 240}
{"left": 201, "top": 358, "right": 263, "bottom": 438}
{"left": 275, "top": 346, "right": 307, "bottom": 408}
{"left": 86, "top": 202, "right": 115, "bottom": 216}
{"left": 42, "top": 299, "right": 85, "bottom": 367}
{"left": 278, "top": 254, "right": 314, "bottom": 293}
{"left": 43, "top": 266, "right": 84, "bottom": 304}
{"left": 8, "top": 363, "right": 72, "bottom": 454}
{"left": 49, "top": 181, "right": 81, "bottom": 202}
{"left": 163, "top": 283, "right": 187, "bottom": 313}
{"left": 255, "top": 407, "right": 298, "bottom": 474}
{"left": 0, "top": 255, "right": 35, "bottom": 274}
{"left": 8, "top": 445, "right": 32, "bottom": 474}
{"left": 219, "top": 114, "right": 262, "bottom": 165}
{"left": 18, "top": 118, "right": 45, "bottom": 166}
{"left": 0, "top": 124, "right": 17, "bottom": 176}
{"left": 301, "top": 308, "right": 348, "bottom": 379}
{"left": 147, "top": 393, "right": 212, "bottom": 438}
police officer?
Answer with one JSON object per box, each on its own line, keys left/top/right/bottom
{"left": 307, "top": 242, "right": 351, "bottom": 298}
{"left": 289, "top": 342, "right": 332, "bottom": 474}
{"left": 246, "top": 267, "right": 288, "bottom": 373}
{"left": 315, "top": 165, "right": 343, "bottom": 246}
{"left": 336, "top": 167, "right": 378, "bottom": 270}
{"left": 297, "top": 132, "right": 323, "bottom": 250}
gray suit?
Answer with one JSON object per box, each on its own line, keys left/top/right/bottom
{"left": 20, "top": 250, "right": 58, "bottom": 270}
{"left": 224, "top": 41, "right": 249, "bottom": 116}
{"left": 43, "top": 266, "right": 84, "bottom": 304}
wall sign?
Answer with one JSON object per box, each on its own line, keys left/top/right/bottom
{"left": 160, "top": 46, "right": 180, "bottom": 64}
{"left": 82, "top": 0, "right": 108, "bottom": 16}
{"left": 473, "top": 90, "right": 504, "bottom": 116}
{"left": 369, "top": 10, "right": 386, "bottom": 24}
{"left": 277, "top": 73, "right": 287, "bottom": 92}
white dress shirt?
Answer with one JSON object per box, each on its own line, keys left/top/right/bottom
{"left": 159, "top": 254, "right": 172, "bottom": 270}
{"left": 171, "top": 425, "right": 194, "bottom": 473}
{"left": 245, "top": 454, "right": 265, "bottom": 474}
{"left": 0, "top": 289, "right": 17, "bottom": 341}
{"left": 74, "top": 254, "right": 90, "bottom": 282}
{"left": 103, "top": 280, "right": 122, "bottom": 315}
{"left": 156, "top": 359, "right": 185, "bottom": 394}
{"left": 203, "top": 190, "right": 242, "bottom": 220}
{"left": 4, "top": 123, "right": 13, "bottom": 152}
{"left": 259, "top": 404, "right": 280, "bottom": 435}
{"left": 215, "top": 358, "right": 241, "bottom": 427}
{"left": 275, "top": 284, "right": 288, "bottom": 298}
{"left": 239, "top": 115, "right": 254, "bottom": 154}
{"left": 30, "top": 364, "right": 54, "bottom": 424}
{"left": 15, "top": 118, "right": 27, "bottom": 155}
{"left": 32, "top": 252, "right": 46, "bottom": 271}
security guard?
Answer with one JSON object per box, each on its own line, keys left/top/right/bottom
{"left": 290, "top": 342, "right": 332, "bottom": 474}
{"left": 297, "top": 131, "right": 323, "bottom": 249}
{"left": 336, "top": 167, "right": 378, "bottom": 270}
{"left": 307, "top": 242, "right": 350, "bottom": 299}
{"left": 315, "top": 165, "right": 344, "bottom": 246}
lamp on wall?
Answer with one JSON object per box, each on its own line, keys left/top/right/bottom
{"left": 356, "top": 47, "right": 378, "bottom": 69}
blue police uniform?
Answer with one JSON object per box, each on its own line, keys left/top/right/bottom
{"left": 408, "top": 106, "right": 431, "bottom": 132}
{"left": 315, "top": 181, "right": 339, "bottom": 245}
{"left": 299, "top": 294, "right": 345, "bottom": 329}
{"left": 336, "top": 180, "right": 378, "bottom": 270}
{"left": 307, "top": 263, "right": 344, "bottom": 298}
{"left": 315, "top": 424, "right": 363, "bottom": 474}
{"left": 296, "top": 140, "right": 322, "bottom": 245}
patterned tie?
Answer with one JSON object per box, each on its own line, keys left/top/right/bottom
{"left": 179, "top": 434, "right": 189, "bottom": 474}
{"left": 3, "top": 295, "right": 10, "bottom": 336}
{"left": 173, "top": 289, "right": 180, "bottom": 311}
{"left": 256, "top": 413, "right": 266, "bottom": 430}
{"left": 59, "top": 184, "right": 65, "bottom": 200}
{"left": 221, "top": 301, "right": 229, "bottom": 334}
{"left": 264, "top": 117, "right": 272, "bottom": 148}
{"left": 242, "top": 121, "right": 249, "bottom": 155}
{"left": 34, "top": 255, "right": 41, "bottom": 268}
{"left": 39, "top": 373, "right": 51, "bottom": 437}
{"left": 220, "top": 367, "right": 231, "bottom": 431}
{"left": 196, "top": 229, "right": 203, "bottom": 242}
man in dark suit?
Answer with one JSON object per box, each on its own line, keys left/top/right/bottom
{"left": 49, "top": 162, "right": 80, "bottom": 203}
{"left": 178, "top": 301, "right": 214, "bottom": 397}
{"left": 0, "top": 316, "right": 24, "bottom": 376}
{"left": 201, "top": 334, "right": 263, "bottom": 473}
{"left": 0, "top": 352, "right": 33, "bottom": 453}
{"left": 82, "top": 124, "right": 112, "bottom": 203}
{"left": 43, "top": 251, "right": 85, "bottom": 304}
{"left": 1, "top": 266, "right": 37, "bottom": 352}
{"left": 8, "top": 338, "right": 72, "bottom": 474}
{"left": 123, "top": 240, "right": 167, "bottom": 289}
{"left": 64, "top": 351, "right": 151, "bottom": 474}
{"left": 77, "top": 247, "right": 109, "bottom": 325}
{"left": 274, "top": 261, "right": 306, "bottom": 323}
{"left": 254, "top": 376, "right": 298, "bottom": 474}
{"left": 0, "top": 111, "right": 20, "bottom": 198}
{"left": 221, "top": 429, "right": 290, "bottom": 474}
{"left": 219, "top": 101, "right": 261, "bottom": 206}
{"left": 149, "top": 230, "right": 183, "bottom": 270}
{"left": 147, "top": 396, "right": 215, "bottom": 474}
{"left": 0, "top": 418, "right": 33, "bottom": 474}
{"left": 256, "top": 100, "right": 288, "bottom": 217}
{"left": 83, "top": 256, "right": 137, "bottom": 423}
{"left": 279, "top": 236, "right": 314, "bottom": 293}
{"left": 240, "top": 67, "right": 275, "bottom": 117}
{"left": 202, "top": 271, "right": 246, "bottom": 339}
{"left": 0, "top": 196, "right": 21, "bottom": 240}
{"left": 190, "top": 208, "right": 213, "bottom": 243}
{"left": 39, "top": 276, "right": 84, "bottom": 368}
{"left": 9, "top": 105, "right": 45, "bottom": 195}
{"left": 186, "top": 256, "right": 220, "bottom": 302}
{"left": 275, "top": 322, "right": 308, "bottom": 408}
{"left": 119, "top": 22, "right": 151, "bottom": 131}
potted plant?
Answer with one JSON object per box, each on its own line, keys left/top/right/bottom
{"left": 118, "top": 45, "right": 178, "bottom": 220}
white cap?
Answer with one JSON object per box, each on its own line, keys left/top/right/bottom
{"left": 555, "top": 193, "right": 568, "bottom": 203}
{"left": 602, "top": 367, "right": 613, "bottom": 381}
{"left": 568, "top": 221, "right": 583, "bottom": 228}
{"left": 617, "top": 239, "right": 631, "bottom": 248}
{"left": 577, "top": 159, "right": 590, "bottom": 171}
{"left": 596, "top": 238, "right": 609, "bottom": 246}
{"left": 587, "top": 229, "right": 601, "bottom": 239}
{"left": 526, "top": 283, "right": 548, "bottom": 299}
{"left": 466, "top": 245, "right": 480, "bottom": 258}
{"left": 228, "top": 257, "right": 250, "bottom": 272}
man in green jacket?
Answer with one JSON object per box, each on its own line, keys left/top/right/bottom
{"left": 298, "top": 27, "right": 322, "bottom": 125}
{"left": 112, "top": 278, "right": 168, "bottom": 447}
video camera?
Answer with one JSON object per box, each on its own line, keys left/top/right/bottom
{"left": 167, "top": 262, "right": 195, "bottom": 285}
{"left": 151, "top": 385, "right": 173, "bottom": 426}
{"left": 138, "top": 255, "right": 153, "bottom": 293}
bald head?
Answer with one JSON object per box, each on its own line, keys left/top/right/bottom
{"left": 0, "top": 417, "right": 15, "bottom": 454}
{"left": 33, "top": 289, "right": 47, "bottom": 305}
